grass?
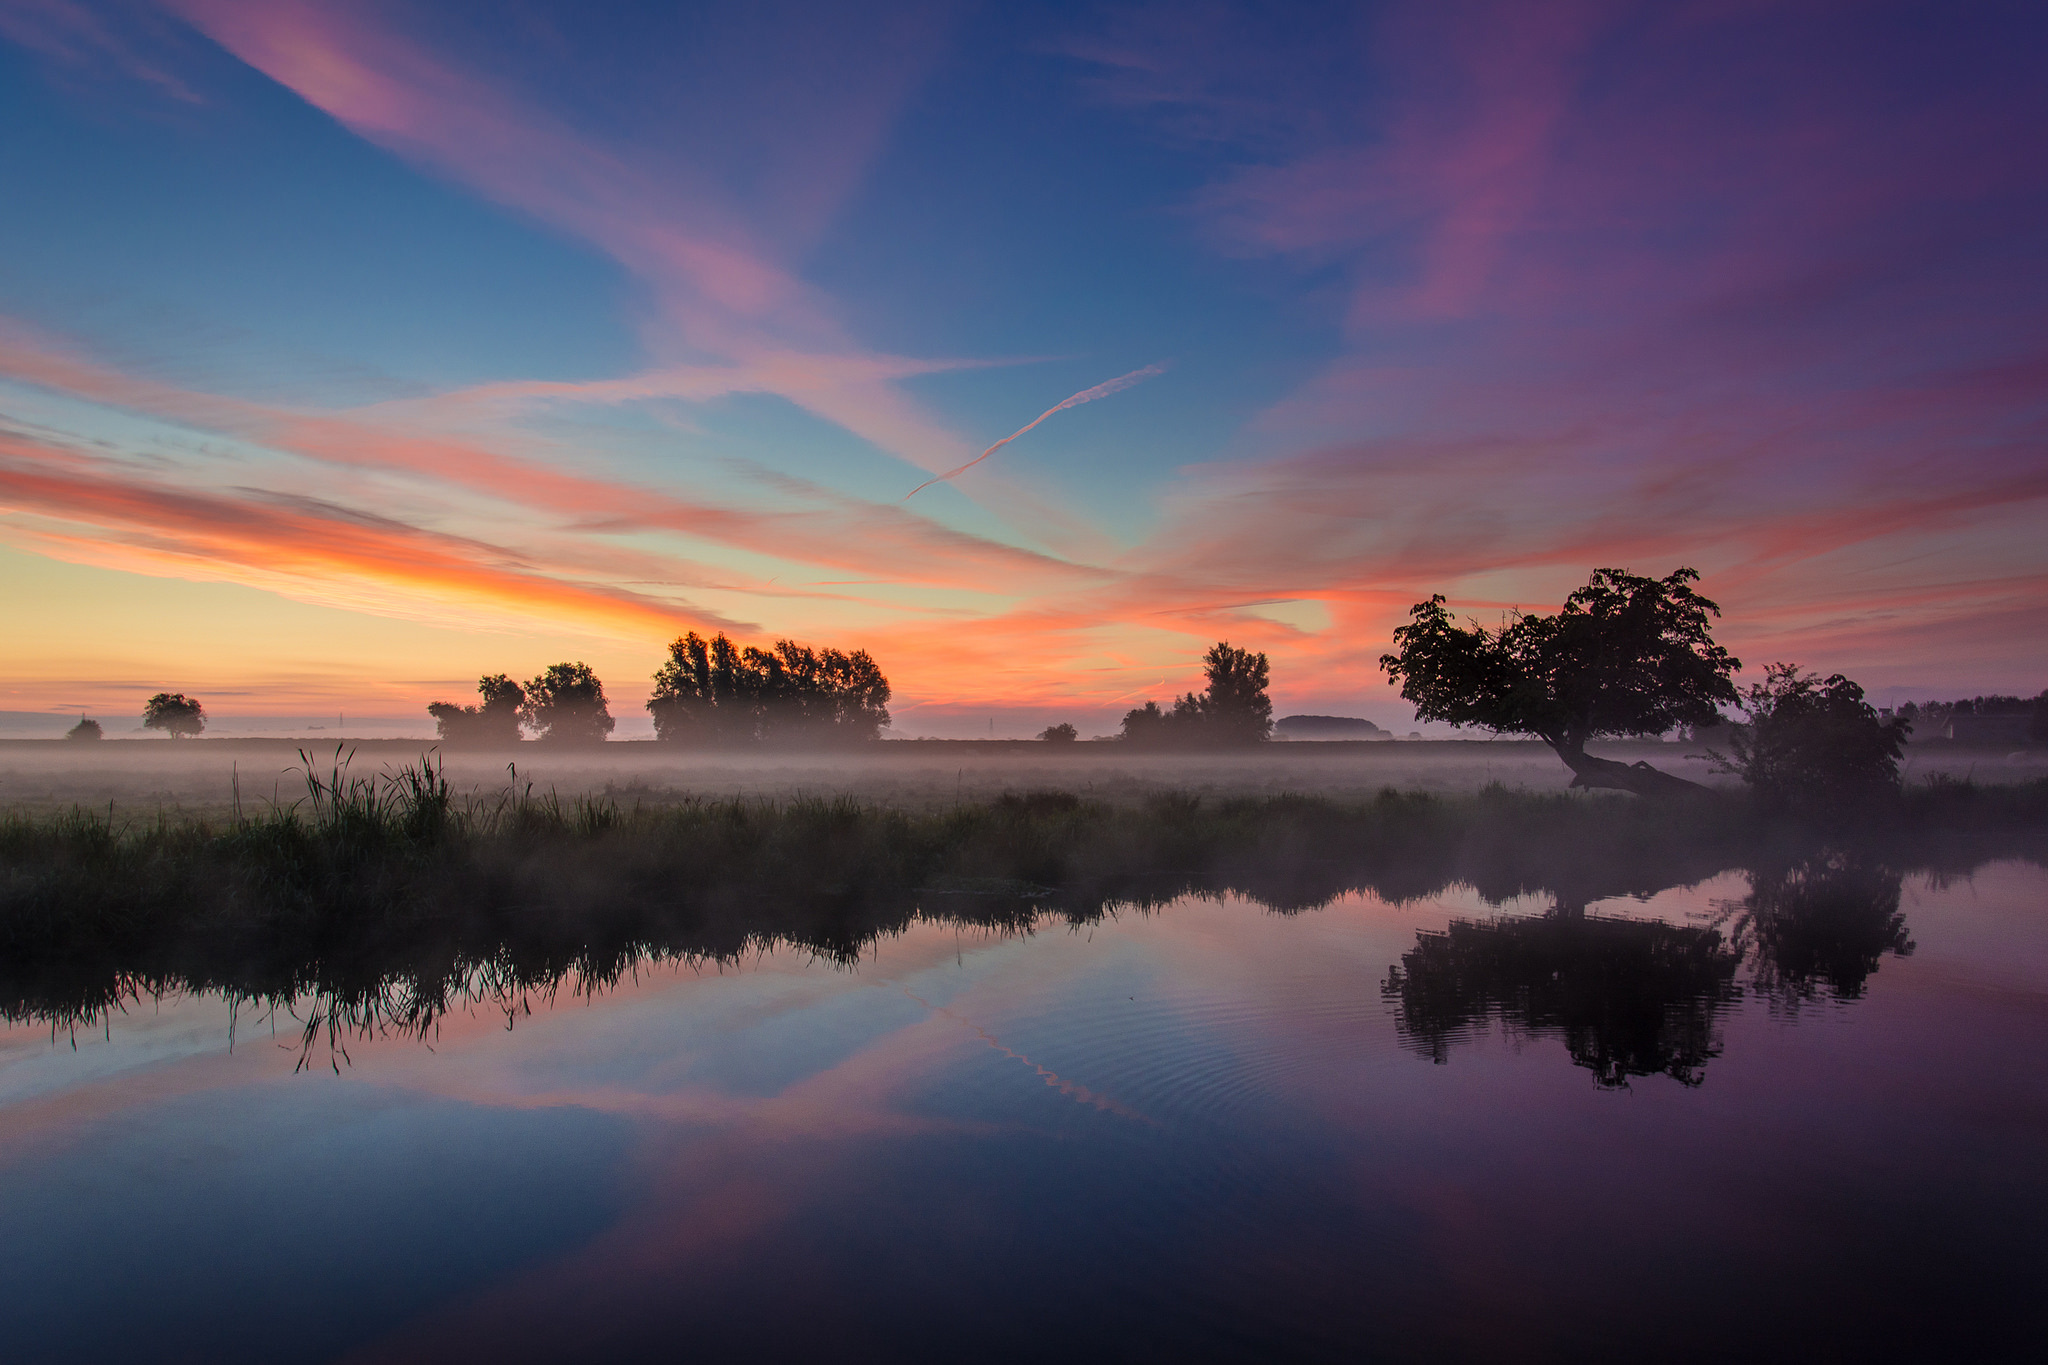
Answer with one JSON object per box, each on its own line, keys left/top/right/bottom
{"left": 3, "top": 747, "right": 2044, "bottom": 1059}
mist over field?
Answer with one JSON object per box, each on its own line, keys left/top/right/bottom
{"left": 3, "top": 736, "right": 2038, "bottom": 822}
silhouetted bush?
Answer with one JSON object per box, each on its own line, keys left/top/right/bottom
{"left": 1039, "top": 723, "right": 1079, "bottom": 742}
{"left": 427, "top": 674, "right": 526, "bottom": 745}
{"left": 1707, "top": 664, "right": 1908, "bottom": 810}
{"left": 65, "top": 718, "right": 103, "bottom": 742}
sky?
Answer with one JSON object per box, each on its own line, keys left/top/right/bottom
{"left": 1, "top": 0, "right": 2044, "bottom": 737}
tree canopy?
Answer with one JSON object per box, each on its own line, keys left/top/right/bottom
{"left": 66, "top": 717, "right": 103, "bottom": 742}
{"left": 427, "top": 674, "right": 527, "bottom": 746}
{"left": 1380, "top": 568, "right": 1738, "bottom": 796}
{"left": 142, "top": 692, "right": 205, "bottom": 739}
{"left": 648, "top": 633, "right": 890, "bottom": 745}
{"left": 521, "top": 663, "right": 615, "bottom": 744}
{"left": 1119, "top": 641, "right": 1274, "bottom": 748}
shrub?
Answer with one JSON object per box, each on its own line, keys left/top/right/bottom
{"left": 66, "top": 718, "right": 104, "bottom": 741}
{"left": 1039, "top": 723, "right": 1079, "bottom": 742}
{"left": 1706, "top": 664, "right": 1909, "bottom": 808}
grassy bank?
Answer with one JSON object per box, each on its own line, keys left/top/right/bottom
{"left": 3, "top": 752, "right": 2044, "bottom": 1049}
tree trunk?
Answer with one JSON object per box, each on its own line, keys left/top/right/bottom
{"left": 1551, "top": 742, "right": 1715, "bottom": 799}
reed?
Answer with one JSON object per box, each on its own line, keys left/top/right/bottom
{"left": 2, "top": 753, "right": 2043, "bottom": 1060}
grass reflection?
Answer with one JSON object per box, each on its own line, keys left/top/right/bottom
{"left": 1, "top": 756, "right": 2042, "bottom": 1070}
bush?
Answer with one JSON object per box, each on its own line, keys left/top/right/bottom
{"left": 1707, "top": 664, "right": 1908, "bottom": 808}
{"left": 1039, "top": 723, "right": 1079, "bottom": 742}
{"left": 65, "top": 718, "right": 103, "bottom": 742}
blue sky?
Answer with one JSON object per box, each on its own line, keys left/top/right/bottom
{"left": 2, "top": 0, "right": 2044, "bottom": 735}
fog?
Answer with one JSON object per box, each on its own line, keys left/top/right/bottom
{"left": 2, "top": 736, "right": 2037, "bottom": 820}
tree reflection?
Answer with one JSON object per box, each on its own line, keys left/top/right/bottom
{"left": 1383, "top": 854, "right": 1920, "bottom": 1085}
{"left": 1383, "top": 906, "right": 1744, "bottom": 1088}
{"left": 1739, "top": 856, "right": 1912, "bottom": 1003}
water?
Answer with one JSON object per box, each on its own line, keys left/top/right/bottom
{"left": 2, "top": 862, "right": 2043, "bottom": 1361}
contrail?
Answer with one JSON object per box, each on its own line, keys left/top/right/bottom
{"left": 902, "top": 361, "right": 1168, "bottom": 500}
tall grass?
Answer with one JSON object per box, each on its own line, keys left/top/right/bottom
{"left": 2, "top": 751, "right": 2043, "bottom": 1061}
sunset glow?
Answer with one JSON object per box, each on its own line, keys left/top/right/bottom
{"left": 3, "top": 0, "right": 2043, "bottom": 734}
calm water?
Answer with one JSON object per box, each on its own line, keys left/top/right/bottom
{"left": 2, "top": 862, "right": 2044, "bottom": 1362}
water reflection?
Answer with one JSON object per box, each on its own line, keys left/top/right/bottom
{"left": 1383, "top": 856, "right": 1916, "bottom": 1085}
{"left": 1383, "top": 906, "right": 1743, "bottom": 1087}
{"left": 0, "top": 834, "right": 1963, "bottom": 1082}
{"left": 1738, "top": 857, "right": 1914, "bottom": 1002}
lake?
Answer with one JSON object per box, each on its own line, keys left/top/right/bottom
{"left": 2, "top": 859, "right": 2043, "bottom": 1361}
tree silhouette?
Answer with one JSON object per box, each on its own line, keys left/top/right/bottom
{"left": 66, "top": 717, "right": 103, "bottom": 741}
{"left": 1119, "top": 641, "right": 1273, "bottom": 748}
{"left": 1380, "top": 568, "right": 1737, "bottom": 797}
{"left": 427, "top": 674, "right": 527, "bottom": 746}
{"left": 1706, "top": 664, "right": 1910, "bottom": 809}
{"left": 142, "top": 692, "right": 205, "bottom": 738}
{"left": 648, "top": 632, "right": 891, "bottom": 744}
{"left": 521, "top": 663, "right": 615, "bottom": 744}
{"left": 1383, "top": 905, "right": 1745, "bottom": 1088}
{"left": 1039, "top": 723, "right": 1079, "bottom": 742}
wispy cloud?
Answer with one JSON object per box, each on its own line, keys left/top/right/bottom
{"left": 903, "top": 362, "right": 1168, "bottom": 500}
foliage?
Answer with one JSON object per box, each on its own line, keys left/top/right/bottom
{"left": 141, "top": 692, "right": 205, "bottom": 738}
{"left": 521, "top": 662, "right": 615, "bottom": 744}
{"left": 1706, "top": 664, "right": 1909, "bottom": 808}
{"left": 1039, "top": 723, "right": 1079, "bottom": 742}
{"left": 65, "top": 718, "right": 103, "bottom": 742}
{"left": 1379, "top": 568, "right": 1737, "bottom": 795}
{"left": 426, "top": 674, "right": 527, "bottom": 745}
{"left": 1119, "top": 641, "right": 1273, "bottom": 748}
{"left": 647, "top": 632, "right": 890, "bottom": 744}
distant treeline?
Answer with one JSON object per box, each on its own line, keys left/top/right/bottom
{"left": 424, "top": 635, "right": 1280, "bottom": 748}
{"left": 426, "top": 633, "right": 891, "bottom": 747}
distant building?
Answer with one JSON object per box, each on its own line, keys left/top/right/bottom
{"left": 1945, "top": 713, "right": 2033, "bottom": 744}
{"left": 1275, "top": 714, "right": 1388, "bottom": 740}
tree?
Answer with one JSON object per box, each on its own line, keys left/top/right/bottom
{"left": 1039, "top": 722, "right": 1079, "bottom": 742}
{"left": 521, "top": 663, "right": 615, "bottom": 744}
{"left": 427, "top": 674, "right": 527, "bottom": 746}
{"left": 66, "top": 717, "right": 104, "bottom": 741}
{"left": 1705, "top": 664, "right": 1909, "bottom": 809}
{"left": 1379, "top": 568, "right": 1738, "bottom": 797}
{"left": 142, "top": 692, "right": 206, "bottom": 738}
{"left": 1118, "top": 641, "right": 1274, "bottom": 748}
{"left": 648, "top": 632, "right": 891, "bottom": 744}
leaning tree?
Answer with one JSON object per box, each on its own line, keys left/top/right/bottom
{"left": 1379, "top": 568, "right": 1738, "bottom": 797}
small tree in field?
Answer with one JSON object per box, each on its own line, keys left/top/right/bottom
{"left": 1705, "top": 664, "right": 1909, "bottom": 809}
{"left": 1119, "top": 641, "right": 1274, "bottom": 748}
{"left": 1039, "top": 722, "right": 1079, "bottom": 742}
{"left": 142, "top": 692, "right": 206, "bottom": 739}
{"left": 427, "top": 674, "right": 527, "bottom": 745}
{"left": 66, "top": 717, "right": 104, "bottom": 741}
{"left": 1380, "top": 568, "right": 1737, "bottom": 797}
{"left": 522, "top": 663, "right": 615, "bottom": 744}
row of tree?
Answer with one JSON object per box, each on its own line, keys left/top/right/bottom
{"left": 426, "top": 634, "right": 893, "bottom": 746}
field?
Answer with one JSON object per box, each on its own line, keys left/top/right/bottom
{"left": 2, "top": 735, "right": 2041, "bottom": 821}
